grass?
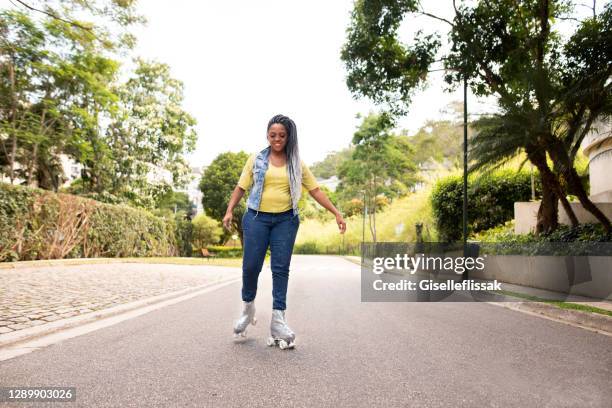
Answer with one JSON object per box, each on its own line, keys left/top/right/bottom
{"left": 0, "top": 256, "right": 251, "bottom": 269}
{"left": 500, "top": 290, "right": 612, "bottom": 317}
{"left": 296, "top": 186, "right": 438, "bottom": 251}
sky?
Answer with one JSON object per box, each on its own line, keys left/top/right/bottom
{"left": 129, "top": 0, "right": 497, "bottom": 167}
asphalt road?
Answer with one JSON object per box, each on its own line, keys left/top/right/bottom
{"left": 1, "top": 255, "right": 610, "bottom": 407}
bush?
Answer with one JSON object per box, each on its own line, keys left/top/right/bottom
{"left": 431, "top": 170, "right": 540, "bottom": 242}
{"left": 0, "top": 183, "right": 178, "bottom": 261}
{"left": 293, "top": 241, "right": 360, "bottom": 255}
{"left": 191, "top": 214, "right": 223, "bottom": 249}
{"left": 342, "top": 198, "right": 364, "bottom": 217}
{"left": 472, "top": 222, "right": 612, "bottom": 255}
{"left": 173, "top": 212, "right": 193, "bottom": 257}
{"left": 205, "top": 245, "right": 243, "bottom": 258}
{"left": 542, "top": 223, "right": 611, "bottom": 242}
{"left": 294, "top": 241, "right": 319, "bottom": 254}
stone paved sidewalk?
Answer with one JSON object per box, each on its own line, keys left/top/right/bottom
{"left": 0, "top": 263, "right": 240, "bottom": 335}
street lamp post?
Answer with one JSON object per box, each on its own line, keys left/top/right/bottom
{"left": 463, "top": 73, "right": 468, "bottom": 247}
{"left": 462, "top": 70, "right": 470, "bottom": 280}
{"left": 362, "top": 190, "right": 366, "bottom": 243}
{"left": 442, "top": 64, "right": 469, "bottom": 252}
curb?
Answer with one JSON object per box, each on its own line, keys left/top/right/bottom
{"left": 0, "top": 257, "right": 241, "bottom": 270}
{"left": 0, "top": 276, "right": 241, "bottom": 350}
{"left": 0, "top": 258, "right": 170, "bottom": 270}
{"left": 488, "top": 301, "right": 612, "bottom": 337}
{"left": 340, "top": 255, "right": 361, "bottom": 266}
{"left": 376, "top": 269, "right": 612, "bottom": 336}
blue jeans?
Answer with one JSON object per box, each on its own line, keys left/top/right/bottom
{"left": 241, "top": 207, "right": 300, "bottom": 310}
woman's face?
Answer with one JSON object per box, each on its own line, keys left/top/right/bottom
{"left": 267, "top": 123, "right": 287, "bottom": 153}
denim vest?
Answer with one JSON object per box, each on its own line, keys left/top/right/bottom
{"left": 246, "top": 146, "right": 300, "bottom": 216}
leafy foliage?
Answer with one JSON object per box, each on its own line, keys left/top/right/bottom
{"left": 204, "top": 245, "right": 243, "bottom": 258}
{"left": 340, "top": 0, "right": 439, "bottom": 116}
{"left": 191, "top": 213, "right": 223, "bottom": 249}
{"left": 199, "top": 151, "right": 249, "bottom": 243}
{"left": 0, "top": 182, "right": 178, "bottom": 261}
{"left": 310, "top": 148, "right": 354, "bottom": 179}
{"left": 431, "top": 170, "right": 541, "bottom": 242}
{"left": 408, "top": 119, "right": 466, "bottom": 169}
{"left": 0, "top": 1, "right": 197, "bottom": 211}
{"left": 341, "top": 0, "right": 612, "bottom": 233}
{"left": 336, "top": 112, "right": 418, "bottom": 241}
{"left": 473, "top": 221, "right": 612, "bottom": 256}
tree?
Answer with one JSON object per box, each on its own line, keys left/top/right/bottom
{"left": 310, "top": 147, "right": 354, "bottom": 179}
{"left": 0, "top": 0, "right": 144, "bottom": 191}
{"left": 1, "top": 3, "right": 198, "bottom": 211}
{"left": 299, "top": 184, "right": 337, "bottom": 222}
{"left": 199, "top": 151, "right": 249, "bottom": 244}
{"left": 105, "top": 58, "right": 197, "bottom": 206}
{"left": 158, "top": 190, "right": 192, "bottom": 212}
{"left": 337, "top": 112, "right": 417, "bottom": 241}
{"left": 341, "top": 0, "right": 612, "bottom": 234}
{"left": 7, "top": 0, "right": 144, "bottom": 51}
{"left": 0, "top": 11, "right": 58, "bottom": 186}
{"left": 191, "top": 214, "right": 223, "bottom": 250}
{"left": 407, "top": 111, "right": 467, "bottom": 169}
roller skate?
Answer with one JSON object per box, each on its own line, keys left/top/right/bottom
{"left": 233, "top": 300, "right": 257, "bottom": 340}
{"left": 266, "top": 309, "right": 296, "bottom": 350}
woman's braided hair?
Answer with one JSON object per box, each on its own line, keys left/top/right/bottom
{"left": 267, "top": 114, "right": 302, "bottom": 209}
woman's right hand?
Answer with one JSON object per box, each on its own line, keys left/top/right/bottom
{"left": 222, "top": 212, "right": 233, "bottom": 231}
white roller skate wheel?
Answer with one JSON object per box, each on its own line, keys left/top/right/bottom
{"left": 266, "top": 337, "right": 275, "bottom": 346}
{"left": 278, "top": 340, "right": 288, "bottom": 349}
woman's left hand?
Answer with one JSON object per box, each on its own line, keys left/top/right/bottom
{"left": 335, "top": 213, "right": 347, "bottom": 234}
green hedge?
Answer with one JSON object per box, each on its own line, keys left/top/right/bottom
{"left": 294, "top": 241, "right": 360, "bottom": 255}
{"left": 473, "top": 222, "right": 612, "bottom": 255}
{"left": 204, "top": 245, "right": 243, "bottom": 258}
{"left": 431, "top": 170, "right": 541, "bottom": 242}
{"left": 0, "top": 183, "right": 178, "bottom": 261}
{"left": 475, "top": 221, "right": 612, "bottom": 243}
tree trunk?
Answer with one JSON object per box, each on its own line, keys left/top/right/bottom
{"left": 367, "top": 178, "right": 377, "bottom": 243}
{"left": 525, "top": 146, "right": 565, "bottom": 234}
{"left": 9, "top": 133, "right": 16, "bottom": 184}
{"left": 566, "top": 167, "right": 611, "bottom": 232}
{"left": 27, "top": 143, "right": 38, "bottom": 186}
{"left": 527, "top": 144, "right": 581, "bottom": 230}
{"left": 558, "top": 191, "right": 579, "bottom": 227}
{"left": 547, "top": 164, "right": 580, "bottom": 228}
{"left": 372, "top": 203, "right": 376, "bottom": 242}
{"left": 536, "top": 170, "right": 559, "bottom": 234}
{"left": 368, "top": 210, "right": 375, "bottom": 243}
{"left": 8, "top": 62, "right": 17, "bottom": 184}
{"left": 372, "top": 181, "right": 377, "bottom": 242}
{"left": 547, "top": 140, "right": 611, "bottom": 232}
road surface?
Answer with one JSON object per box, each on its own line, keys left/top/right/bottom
{"left": 1, "top": 255, "right": 610, "bottom": 407}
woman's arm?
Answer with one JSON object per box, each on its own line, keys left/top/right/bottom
{"left": 308, "top": 187, "right": 347, "bottom": 234}
{"left": 223, "top": 186, "right": 246, "bottom": 230}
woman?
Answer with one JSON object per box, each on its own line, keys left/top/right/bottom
{"left": 222, "top": 114, "right": 346, "bottom": 349}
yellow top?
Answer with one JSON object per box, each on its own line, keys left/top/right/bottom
{"left": 238, "top": 153, "right": 320, "bottom": 212}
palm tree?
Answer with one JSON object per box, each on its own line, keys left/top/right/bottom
{"left": 470, "top": 108, "right": 579, "bottom": 234}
